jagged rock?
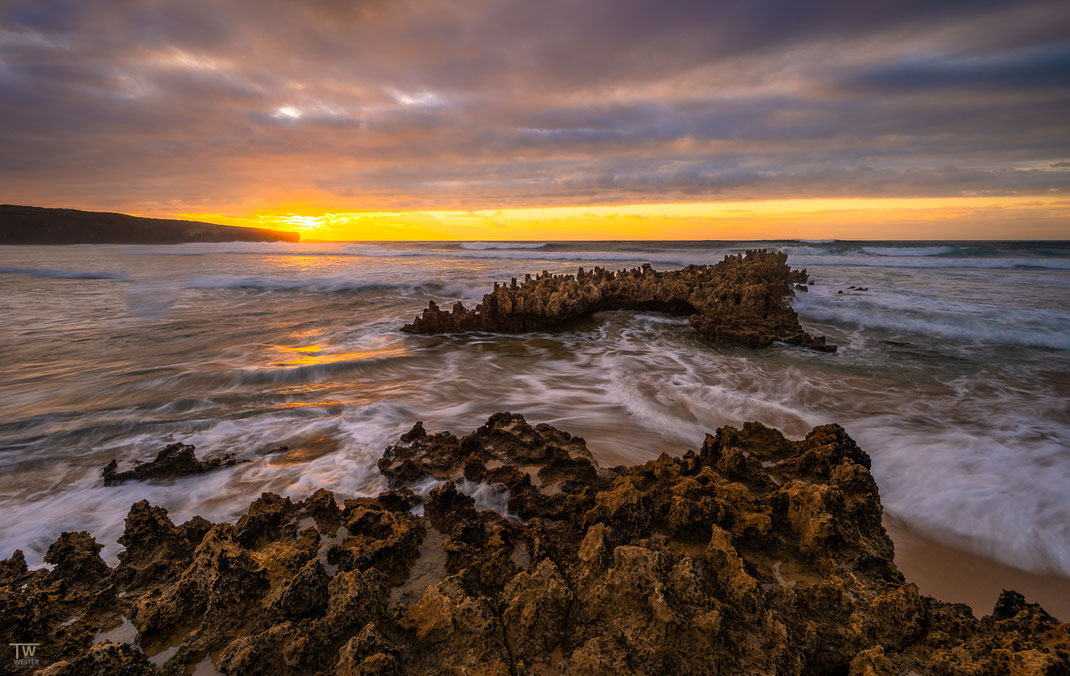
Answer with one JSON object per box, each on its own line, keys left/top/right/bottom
{"left": 2, "top": 414, "right": 1066, "bottom": 674}
{"left": 44, "top": 531, "right": 110, "bottom": 584}
{"left": 403, "top": 250, "right": 835, "bottom": 351}
{"left": 217, "top": 620, "right": 315, "bottom": 675}
{"left": 335, "top": 623, "right": 401, "bottom": 675}
{"left": 114, "top": 500, "right": 203, "bottom": 588}
{"left": 0, "top": 549, "right": 28, "bottom": 581}
{"left": 501, "top": 558, "right": 572, "bottom": 669}
{"left": 265, "top": 559, "right": 330, "bottom": 621}
{"left": 36, "top": 641, "right": 159, "bottom": 675}
{"left": 236, "top": 492, "right": 296, "bottom": 547}
{"left": 101, "top": 442, "right": 243, "bottom": 486}
{"left": 401, "top": 572, "right": 510, "bottom": 671}
{"left": 330, "top": 503, "right": 425, "bottom": 584}
{"left": 380, "top": 412, "right": 616, "bottom": 521}
{"left": 132, "top": 523, "right": 269, "bottom": 638}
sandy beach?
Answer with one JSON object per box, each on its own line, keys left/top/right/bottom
{"left": 886, "top": 516, "right": 1070, "bottom": 622}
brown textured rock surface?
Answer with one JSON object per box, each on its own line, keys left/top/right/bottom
{"left": 102, "top": 442, "right": 244, "bottom": 486}
{"left": 402, "top": 249, "right": 835, "bottom": 352}
{"left": 3, "top": 413, "right": 1066, "bottom": 674}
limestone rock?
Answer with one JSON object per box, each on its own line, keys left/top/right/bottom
{"left": 102, "top": 442, "right": 243, "bottom": 486}
{"left": 403, "top": 250, "right": 835, "bottom": 352}
{"left": 3, "top": 414, "right": 1066, "bottom": 674}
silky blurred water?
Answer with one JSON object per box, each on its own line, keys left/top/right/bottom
{"left": 1, "top": 240, "right": 1068, "bottom": 585}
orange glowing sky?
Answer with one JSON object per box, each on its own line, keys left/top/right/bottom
{"left": 175, "top": 196, "right": 1070, "bottom": 241}
{"left": 2, "top": 0, "right": 1069, "bottom": 240}
{"left": 164, "top": 196, "right": 1070, "bottom": 241}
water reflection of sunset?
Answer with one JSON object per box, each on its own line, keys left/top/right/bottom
{"left": 272, "top": 345, "right": 408, "bottom": 368}
{"left": 278, "top": 350, "right": 404, "bottom": 367}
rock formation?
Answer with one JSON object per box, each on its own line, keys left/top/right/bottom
{"left": 4, "top": 414, "right": 1066, "bottom": 674}
{"left": 102, "top": 443, "right": 246, "bottom": 486}
{"left": 402, "top": 250, "right": 835, "bottom": 352}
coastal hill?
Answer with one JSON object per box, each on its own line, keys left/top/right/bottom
{"left": 0, "top": 204, "right": 299, "bottom": 244}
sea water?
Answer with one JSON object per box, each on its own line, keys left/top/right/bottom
{"left": 1, "top": 240, "right": 1067, "bottom": 589}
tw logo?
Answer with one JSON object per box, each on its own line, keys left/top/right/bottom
{"left": 10, "top": 643, "right": 40, "bottom": 667}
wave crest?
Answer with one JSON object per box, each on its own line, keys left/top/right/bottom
{"left": 861, "top": 246, "right": 958, "bottom": 257}
{"left": 459, "top": 242, "right": 548, "bottom": 250}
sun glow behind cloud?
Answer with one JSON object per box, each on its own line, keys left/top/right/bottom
{"left": 274, "top": 106, "right": 302, "bottom": 119}
{"left": 278, "top": 214, "right": 323, "bottom": 230}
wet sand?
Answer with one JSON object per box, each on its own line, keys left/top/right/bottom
{"left": 885, "top": 515, "right": 1070, "bottom": 622}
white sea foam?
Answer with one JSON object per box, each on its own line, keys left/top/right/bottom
{"left": 780, "top": 246, "right": 835, "bottom": 256}
{"left": 185, "top": 274, "right": 488, "bottom": 301}
{"left": 456, "top": 479, "right": 520, "bottom": 520}
{"left": 860, "top": 246, "right": 958, "bottom": 257}
{"left": 597, "top": 325, "right": 823, "bottom": 441}
{"left": 793, "top": 291, "right": 1070, "bottom": 350}
{"left": 460, "top": 242, "right": 548, "bottom": 250}
{"left": 404, "top": 478, "right": 517, "bottom": 520}
{"left": 856, "top": 413, "right": 1070, "bottom": 577}
{"left": 0, "top": 404, "right": 403, "bottom": 567}
{"left": 783, "top": 253, "right": 1070, "bottom": 270}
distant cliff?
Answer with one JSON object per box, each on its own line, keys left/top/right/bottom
{"left": 0, "top": 205, "right": 299, "bottom": 244}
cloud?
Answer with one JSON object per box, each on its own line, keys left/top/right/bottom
{"left": 0, "top": 0, "right": 1068, "bottom": 214}
{"left": 843, "top": 43, "right": 1070, "bottom": 91}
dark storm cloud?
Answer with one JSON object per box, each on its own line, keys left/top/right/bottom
{"left": 846, "top": 44, "right": 1070, "bottom": 91}
{"left": 1, "top": 0, "right": 1068, "bottom": 211}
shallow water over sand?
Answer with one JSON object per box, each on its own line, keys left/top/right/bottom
{"left": 1, "top": 240, "right": 1068, "bottom": 613}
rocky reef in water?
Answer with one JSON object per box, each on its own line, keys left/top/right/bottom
{"left": 3, "top": 414, "right": 1067, "bottom": 674}
{"left": 101, "top": 442, "right": 288, "bottom": 487}
{"left": 402, "top": 250, "right": 836, "bottom": 352}
{"left": 102, "top": 443, "right": 243, "bottom": 486}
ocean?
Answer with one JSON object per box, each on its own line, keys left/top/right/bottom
{"left": 1, "top": 240, "right": 1068, "bottom": 602}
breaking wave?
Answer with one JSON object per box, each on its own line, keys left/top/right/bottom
{"left": 794, "top": 296, "right": 1070, "bottom": 350}
{"left": 459, "top": 242, "right": 548, "bottom": 250}
{"left": 186, "top": 274, "right": 486, "bottom": 300}
{"left": 188, "top": 274, "right": 405, "bottom": 294}
{"left": 860, "top": 246, "right": 958, "bottom": 257}
{"left": 122, "top": 242, "right": 732, "bottom": 266}
{"left": 783, "top": 254, "right": 1070, "bottom": 270}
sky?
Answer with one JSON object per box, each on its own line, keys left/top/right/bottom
{"left": 1, "top": 0, "right": 1069, "bottom": 240}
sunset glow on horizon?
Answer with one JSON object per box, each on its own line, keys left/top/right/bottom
{"left": 169, "top": 195, "right": 1070, "bottom": 241}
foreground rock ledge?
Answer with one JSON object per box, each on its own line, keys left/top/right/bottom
{"left": 402, "top": 249, "right": 836, "bottom": 352}
{"left": 3, "top": 414, "right": 1066, "bottom": 675}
